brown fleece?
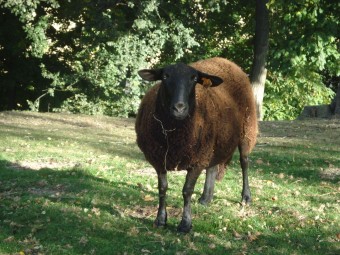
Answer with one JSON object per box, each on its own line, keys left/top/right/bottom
{"left": 135, "top": 57, "right": 258, "bottom": 179}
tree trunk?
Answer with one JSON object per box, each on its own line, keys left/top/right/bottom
{"left": 334, "top": 85, "right": 340, "bottom": 116}
{"left": 250, "top": 0, "right": 269, "bottom": 121}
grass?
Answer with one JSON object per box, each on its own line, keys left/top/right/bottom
{"left": 0, "top": 111, "right": 339, "bottom": 255}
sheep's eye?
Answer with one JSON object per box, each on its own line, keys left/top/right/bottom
{"left": 191, "top": 75, "right": 198, "bottom": 82}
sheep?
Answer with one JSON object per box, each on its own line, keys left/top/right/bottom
{"left": 135, "top": 57, "right": 258, "bottom": 233}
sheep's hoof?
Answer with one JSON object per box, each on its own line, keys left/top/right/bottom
{"left": 153, "top": 215, "right": 167, "bottom": 228}
{"left": 153, "top": 220, "right": 166, "bottom": 228}
{"left": 241, "top": 195, "right": 252, "bottom": 205}
{"left": 198, "top": 196, "right": 212, "bottom": 206}
{"left": 177, "top": 220, "right": 192, "bottom": 233}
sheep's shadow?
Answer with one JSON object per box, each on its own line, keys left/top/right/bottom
{"left": 0, "top": 160, "right": 233, "bottom": 253}
{"left": 0, "top": 160, "right": 156, "bottom": 253}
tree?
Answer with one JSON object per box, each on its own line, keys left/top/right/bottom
{"left": 0, "top": 1, "right": 57, "bottom": 110}
{"left": 1, "top": 0, "right": 338, "bottom": 120}
{"left": 250, "top": 0, "right": 269, "bottom": 120}
{"left": 331, "top": 85, "right": 340, "bottom": 116}
{"left": 264, "top": 0, "right": 339, "bottom": 120}
{"left": 0, "top": 0, "right": 199, "bottom": 116}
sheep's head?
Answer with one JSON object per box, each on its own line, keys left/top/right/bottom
{"left": 138, "top": 63, "right": 223, "bottom": 120}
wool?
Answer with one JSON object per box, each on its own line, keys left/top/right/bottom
{"left": 135, "top": 57, "right": 257, "bottom": 176}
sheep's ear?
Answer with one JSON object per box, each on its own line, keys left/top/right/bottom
{"left": 197, "top": 71, "right": 223, "bottom": 87}
{"left": 138, "top": 68, "right": 163, "bottom": 81}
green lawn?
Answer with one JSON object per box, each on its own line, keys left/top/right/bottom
{"left": 0, "top": 111, "right": 339, "bottom": 255}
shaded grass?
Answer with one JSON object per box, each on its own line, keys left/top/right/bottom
{"left": 0, "top": 112, "right": 339, "bottom": 254}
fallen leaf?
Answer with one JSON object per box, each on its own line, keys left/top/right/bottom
{"left": 248, "top": 231, "right": 261, "bottom": 242}
{"left": 91, "top": 207, "right": 101, "bottom": 216}
{"left": 143, "top": 195, "right": 155, "bottom": 202}
{"left": 233, "top": 230, "right": 242, "bottom": 240}
{"left": 3, "top": 236, "right": 15, "bottom": 243}
{"left": 225, "top": 241, "right": 232, "bottom": 249}
{"left": 292, "top": 190, "right": 300, "bottom": 196}
{"left": 209, "top": 243, "right": 216, "bottom": 249}
{"left": 79, "top": 236, "right": 88, "bottom": 246}
{"left": 64, "top": 244, "right": 73, "bottom": 249}
{"left": 128, "top": 227, "right": 139, "bottom": 236}
{"left": 336, "top": 233, "right": 340, "bottom": 241}
{"left": 37, "top": 180, "right": 48, "bottom": 187}
{"left": 188, "top": 242, "right": 198, "bottom": 251}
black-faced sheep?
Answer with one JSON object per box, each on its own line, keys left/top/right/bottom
{"left": 135, "top": 57, "right": 258, "bottom": 233}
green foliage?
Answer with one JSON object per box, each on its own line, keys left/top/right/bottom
{"left": 63, "top": 1, "right": 198, "bottom": 117}
{"left": 0, "top": 0, "right": 339, "bottom": 119}
{"left": 264, "top": 0, "right": 339, "bottom": 119}
{"left": 264, "top": 72, "right": 334, "bottom": 120}
{"left": 268, "top": 0, "right": 339, "bottom": 75}
{"left": 0, "top": 1, "right": 59, "bottom": 58}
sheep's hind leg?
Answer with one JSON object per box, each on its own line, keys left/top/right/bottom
{"left": 154, "top": 171, "right": 168, "bottom": 227}
{"left": 177, "top": 169, "right": 201, "bottom": 233}
{"left": 198, "top": 166, "right": 218, "bottom": 205}
{"left": 239, "top": 145, "right": 251, "bottom": 204}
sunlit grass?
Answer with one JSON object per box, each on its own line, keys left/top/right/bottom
{"left": 0, "top": 112, "right": 339, "bottom": 254}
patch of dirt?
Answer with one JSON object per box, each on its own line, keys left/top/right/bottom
{"left": 259, "top": 119, "right": 340, "bottom": 144}
{"left": 133, "top": 167, "right": 186, "bottom": 176}
{"left": 9, "top": 161, "right": 77, "bottom": 171}
{"left": 134, "top": 167, "right": 156, "bottom": 175}
{"left": 320, "top": 167, "right": 340, "bottom": 180}
{"left": 0, "top": 111, "right": 135, "bottom": 132}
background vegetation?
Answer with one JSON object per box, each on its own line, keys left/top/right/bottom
{"left": 0, "top": 112, "right": 339, "bottom": 254}
{"left": 0, "top": 0, "right": 339, "bottom": 119}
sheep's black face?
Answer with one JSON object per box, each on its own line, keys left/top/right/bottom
{"left": 138, "top": 63, "right": 223, "bottom": 120}
{"left": 161, "top": 64, "right": 197, "bottom": 120}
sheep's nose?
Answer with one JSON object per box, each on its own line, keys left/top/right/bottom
{"left": 173, "top": 102, "right": 186, "bottom": 113}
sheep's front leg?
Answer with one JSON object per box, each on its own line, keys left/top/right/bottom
{"left": 198, "top": 166, "right": 218, "bottom": 205}
{"left": 177, "top": 169, "right": 201, "bottom": 233}
{"left": 154, "top": 171, "right": 168, "bottom": 227}
{"left": 240, "top": 153, "right": 251, "bottom": 204}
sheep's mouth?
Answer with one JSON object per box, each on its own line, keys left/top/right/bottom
{"left": 170, "top": 111, "right": 188, "bottom": 120}
{"left": 169, "top": 101, "right": 190, "bottom": 120}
